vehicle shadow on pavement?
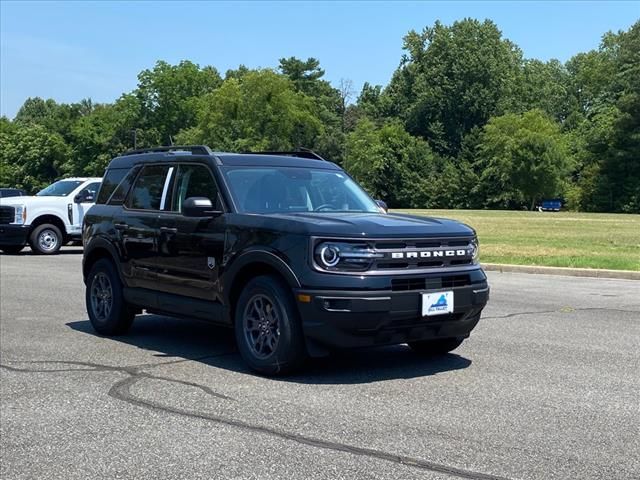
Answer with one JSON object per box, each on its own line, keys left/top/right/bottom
{"left": 1, "top": 247, "right": 83, "bottom": 256}
{"left": 67, "top": 315, "right": 472, "bottom": 384}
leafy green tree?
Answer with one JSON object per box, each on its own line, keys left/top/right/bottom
{"left": 385, "top": 19, "right": 523, "bottom": 156}
{"left": 135, "top": 60, "right": 222, "bottom": 144}
{"left": 476, "top": 109, "right": 570, "bottom": 210}
{"left": 577, "top": 22, "right": 640, "bottom": 212}
{"left": 225, "top": 64, "right": 251, "bottom": 81}
{"left": 344, "top": 119, "right": 442, "bottom": 208}
{"left": 177, "top": 69, "right": 323, "bottom": 151}
{"left": 347, "top": 83, "right": 392, "bottom": 129}
{"left": 278, "top": 56, "right": 341, "bottom": 116}
{"left": 564, "top": 21, "right": 640, "bottom": 212}
{"left": 67, "top": 94, "right": 157, "bottom": 176}
{"left": 519, "top": 59, "right": 574, "bottom": 122}
{"left": 279, "top": 57, "right": 326, "bottom": 95}
{"left": 278, "top": 57, "right": 345, "bottom": 161}
{"left": 0, "top": 119, "right": 70, "bottom": 192}
{"left": 14, "top": 97, "right": 95, "bottom": 143}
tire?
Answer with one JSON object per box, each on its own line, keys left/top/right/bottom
{"left": 234, "top": 275, "right": 307, "bottom": 375}
{"left": 85, "top": 258, "right": 135, "bottom": 335}
{"left": 29, "top": 224, "right": 63, "bottom": 255}
{"left": 0, "top": 245, "right": 24, "bottom": 254}
{"left": 408, "top": 337, "right": 465, "bottom": 355}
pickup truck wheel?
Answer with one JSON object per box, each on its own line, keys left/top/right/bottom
{"left": 29, "top": 224, "right": 62, "bottom": 255}
{"left": 408, "top": 337, "right": 464, "bottom": 355}
{"left": 86, "top": 259, "right": 135, "bottom": 335}
{"left": 0, "top": 246, "right": 24, "bottom": 254}
{"left": 235, "top": 275, "right": 307, "bottom": 375}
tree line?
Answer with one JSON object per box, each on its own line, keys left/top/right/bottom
{"left": 1, "top": 18, "right": 638, "bottom": 212}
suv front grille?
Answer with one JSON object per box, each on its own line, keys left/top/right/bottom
{"left": 0, "top": 206, "right": 14, "bottom": 224}
{"left": 312, "top": 236, "right": 477, "bottom": 274}
{"left": 369, "top": 237, "right": 475, "bottom": 272}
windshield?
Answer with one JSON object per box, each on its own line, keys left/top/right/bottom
{"left": 222, "top": 166, "right": 379, "bottom": 214}
{"left": 36, "top": 180, "right": 83, "bottom": 197}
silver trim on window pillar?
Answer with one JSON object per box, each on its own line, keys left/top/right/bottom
{"left": 159, "top": 167, "right": 174, "bottom": 210}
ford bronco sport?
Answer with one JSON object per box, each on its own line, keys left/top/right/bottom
{"left": 82, "top": 146, "right": 489, "bottom": 374}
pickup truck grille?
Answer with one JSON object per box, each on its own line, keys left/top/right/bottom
{"left": 0, "top": 206, "right": 14, "bottom": 224}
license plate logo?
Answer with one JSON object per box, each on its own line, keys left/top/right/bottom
{"left": 422, "top": 291, "right": 454, "bottom": 317}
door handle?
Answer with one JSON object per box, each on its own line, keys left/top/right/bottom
{"left": 114, "top": 223, "right": 128, "bottom": 230}
{"left": 160, "top": 227, "right": 178, "bottom": 234}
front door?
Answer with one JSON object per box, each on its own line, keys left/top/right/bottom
{"left": 73, "top": 181, "right": 101, "bottom": 228}
{"left": 156, "top": 163, "right": 226, "bottom": 302}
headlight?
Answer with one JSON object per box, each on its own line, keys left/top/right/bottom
{"left": 314, "top": 241, "right": 383, "bottom": 271}
{"left": 470, "top": 238, "right": 480, "bottom": 263}
{"left": 13, "top": 205, "right": 26, "bottom": 225}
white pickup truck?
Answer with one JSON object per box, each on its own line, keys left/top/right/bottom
{"left": 0, "top": 177, "right": 101, "bottom": 255}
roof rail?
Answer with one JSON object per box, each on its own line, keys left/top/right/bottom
{"left": 245, "top": 147, "right": 326, "bottom": 161}
{"left": 122, "top": 145, "right": 213, "bottom": 156}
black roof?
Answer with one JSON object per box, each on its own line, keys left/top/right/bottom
{"left": 217, "top": 153, "right": 339, "bottom": 170}
{"left": 107, "top": 146, "right": 340, "bottom": 170}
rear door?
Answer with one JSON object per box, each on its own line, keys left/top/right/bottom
{"left": 155, "top": 163, "right": 226, "bottom": 302}
{"left": 116, "top": 164, "right": 174, "bottom": 290}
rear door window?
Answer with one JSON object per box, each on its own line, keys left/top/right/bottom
{"left": 126, "top": 165, "right": 173, "bottom": 211}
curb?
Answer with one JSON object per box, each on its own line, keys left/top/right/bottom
{"left": 482, "top": 263, "right": 640, "bottom": 280}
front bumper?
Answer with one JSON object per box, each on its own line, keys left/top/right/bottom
{"left": 296, "top": 280, "right": 489, "bottom": 351}
{"left": 0, "top": 224, "right": 30, "bottom": 247}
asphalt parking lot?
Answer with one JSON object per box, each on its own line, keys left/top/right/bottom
{"left": 1, "top": 248, "right": 638, "bottom": 480}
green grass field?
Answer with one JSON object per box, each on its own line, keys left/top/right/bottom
{"left": 394, "top": 209, "right": 640, "bottom": 271}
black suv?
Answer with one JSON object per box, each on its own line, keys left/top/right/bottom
{"left": 83, "top": 146, "right": 489, "bottom": 374}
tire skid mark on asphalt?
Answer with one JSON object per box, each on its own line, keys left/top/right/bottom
{"left": 483, "top": 306, "right": 640, "bottom": 320}
{"left": 1, "top": 359, "right": 515, "bottom": 480}
{"left": 0, "top": 356, "right": 235, "bottom": 401}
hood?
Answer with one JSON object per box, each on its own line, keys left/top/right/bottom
{"left": 0, "top": 195, "right": 65, "bottom": 207}
{"left": 232, "top": 212, "right": 475, "bottom": 238}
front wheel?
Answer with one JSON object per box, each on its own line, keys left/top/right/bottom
{"left": 86, "top": 259, "right": 135, "bottom": 335}
{"left": 29, "top": 224, "right": 63, "bottom": 255}
{"left": 408, "top": 337, "right": 465, "bottom": 355}
{"left": 234, "top": 275, "right": 307, "bottom": 375}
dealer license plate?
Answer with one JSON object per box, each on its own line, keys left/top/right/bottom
{"left": 422, "top": 291, "right": 454, "bottom": 317}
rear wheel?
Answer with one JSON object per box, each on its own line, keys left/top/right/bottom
{"left": 86, "top": 259, "right": 135, "bottom": 335}
{"left": 408, "top": 337, "right": 465, "bottom": 355}
{"left": 0, "top": 245, "right": 24, "bottom": 254}
{"left": 29, "top": 224, "right": 63, "bottom": 255}
{"left": 234, "top": 275, "right": 307, "bottom": 375}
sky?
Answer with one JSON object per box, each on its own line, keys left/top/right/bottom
{"left": 1, "top": 1, "right": 638, "bottom": 118}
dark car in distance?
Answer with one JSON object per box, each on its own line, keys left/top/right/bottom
{"left": 82, "top": 146, "right": 489, "bottom": 374}
{"left": 0, "top": 188, "right": 27, "bottom": 198}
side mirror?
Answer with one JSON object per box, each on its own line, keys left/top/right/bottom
{"left": 74, "top": 193, "right": 94, "bottom": 203}
{"left": 375, "top": 199, "right": 388, "bottom": 213}
{"left": 183, "top": 197, "right": 222, "bottom": 218}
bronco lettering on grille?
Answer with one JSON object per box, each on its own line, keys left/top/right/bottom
{"left": 391, "top": 250, "right": 468, "bottom": 259}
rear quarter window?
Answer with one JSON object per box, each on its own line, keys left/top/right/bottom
{"left": 96, "top": 168, "right": 130, "bottom": 204}
{"left": 108, "top": 166, "right": 140, "bottom": 206}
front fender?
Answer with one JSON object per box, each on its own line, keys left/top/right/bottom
{"left": 223, "top": 248, "right": 302, "bottom": 291}
{"left": 27, "top": 207, "right": 70, "bottom": 230}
